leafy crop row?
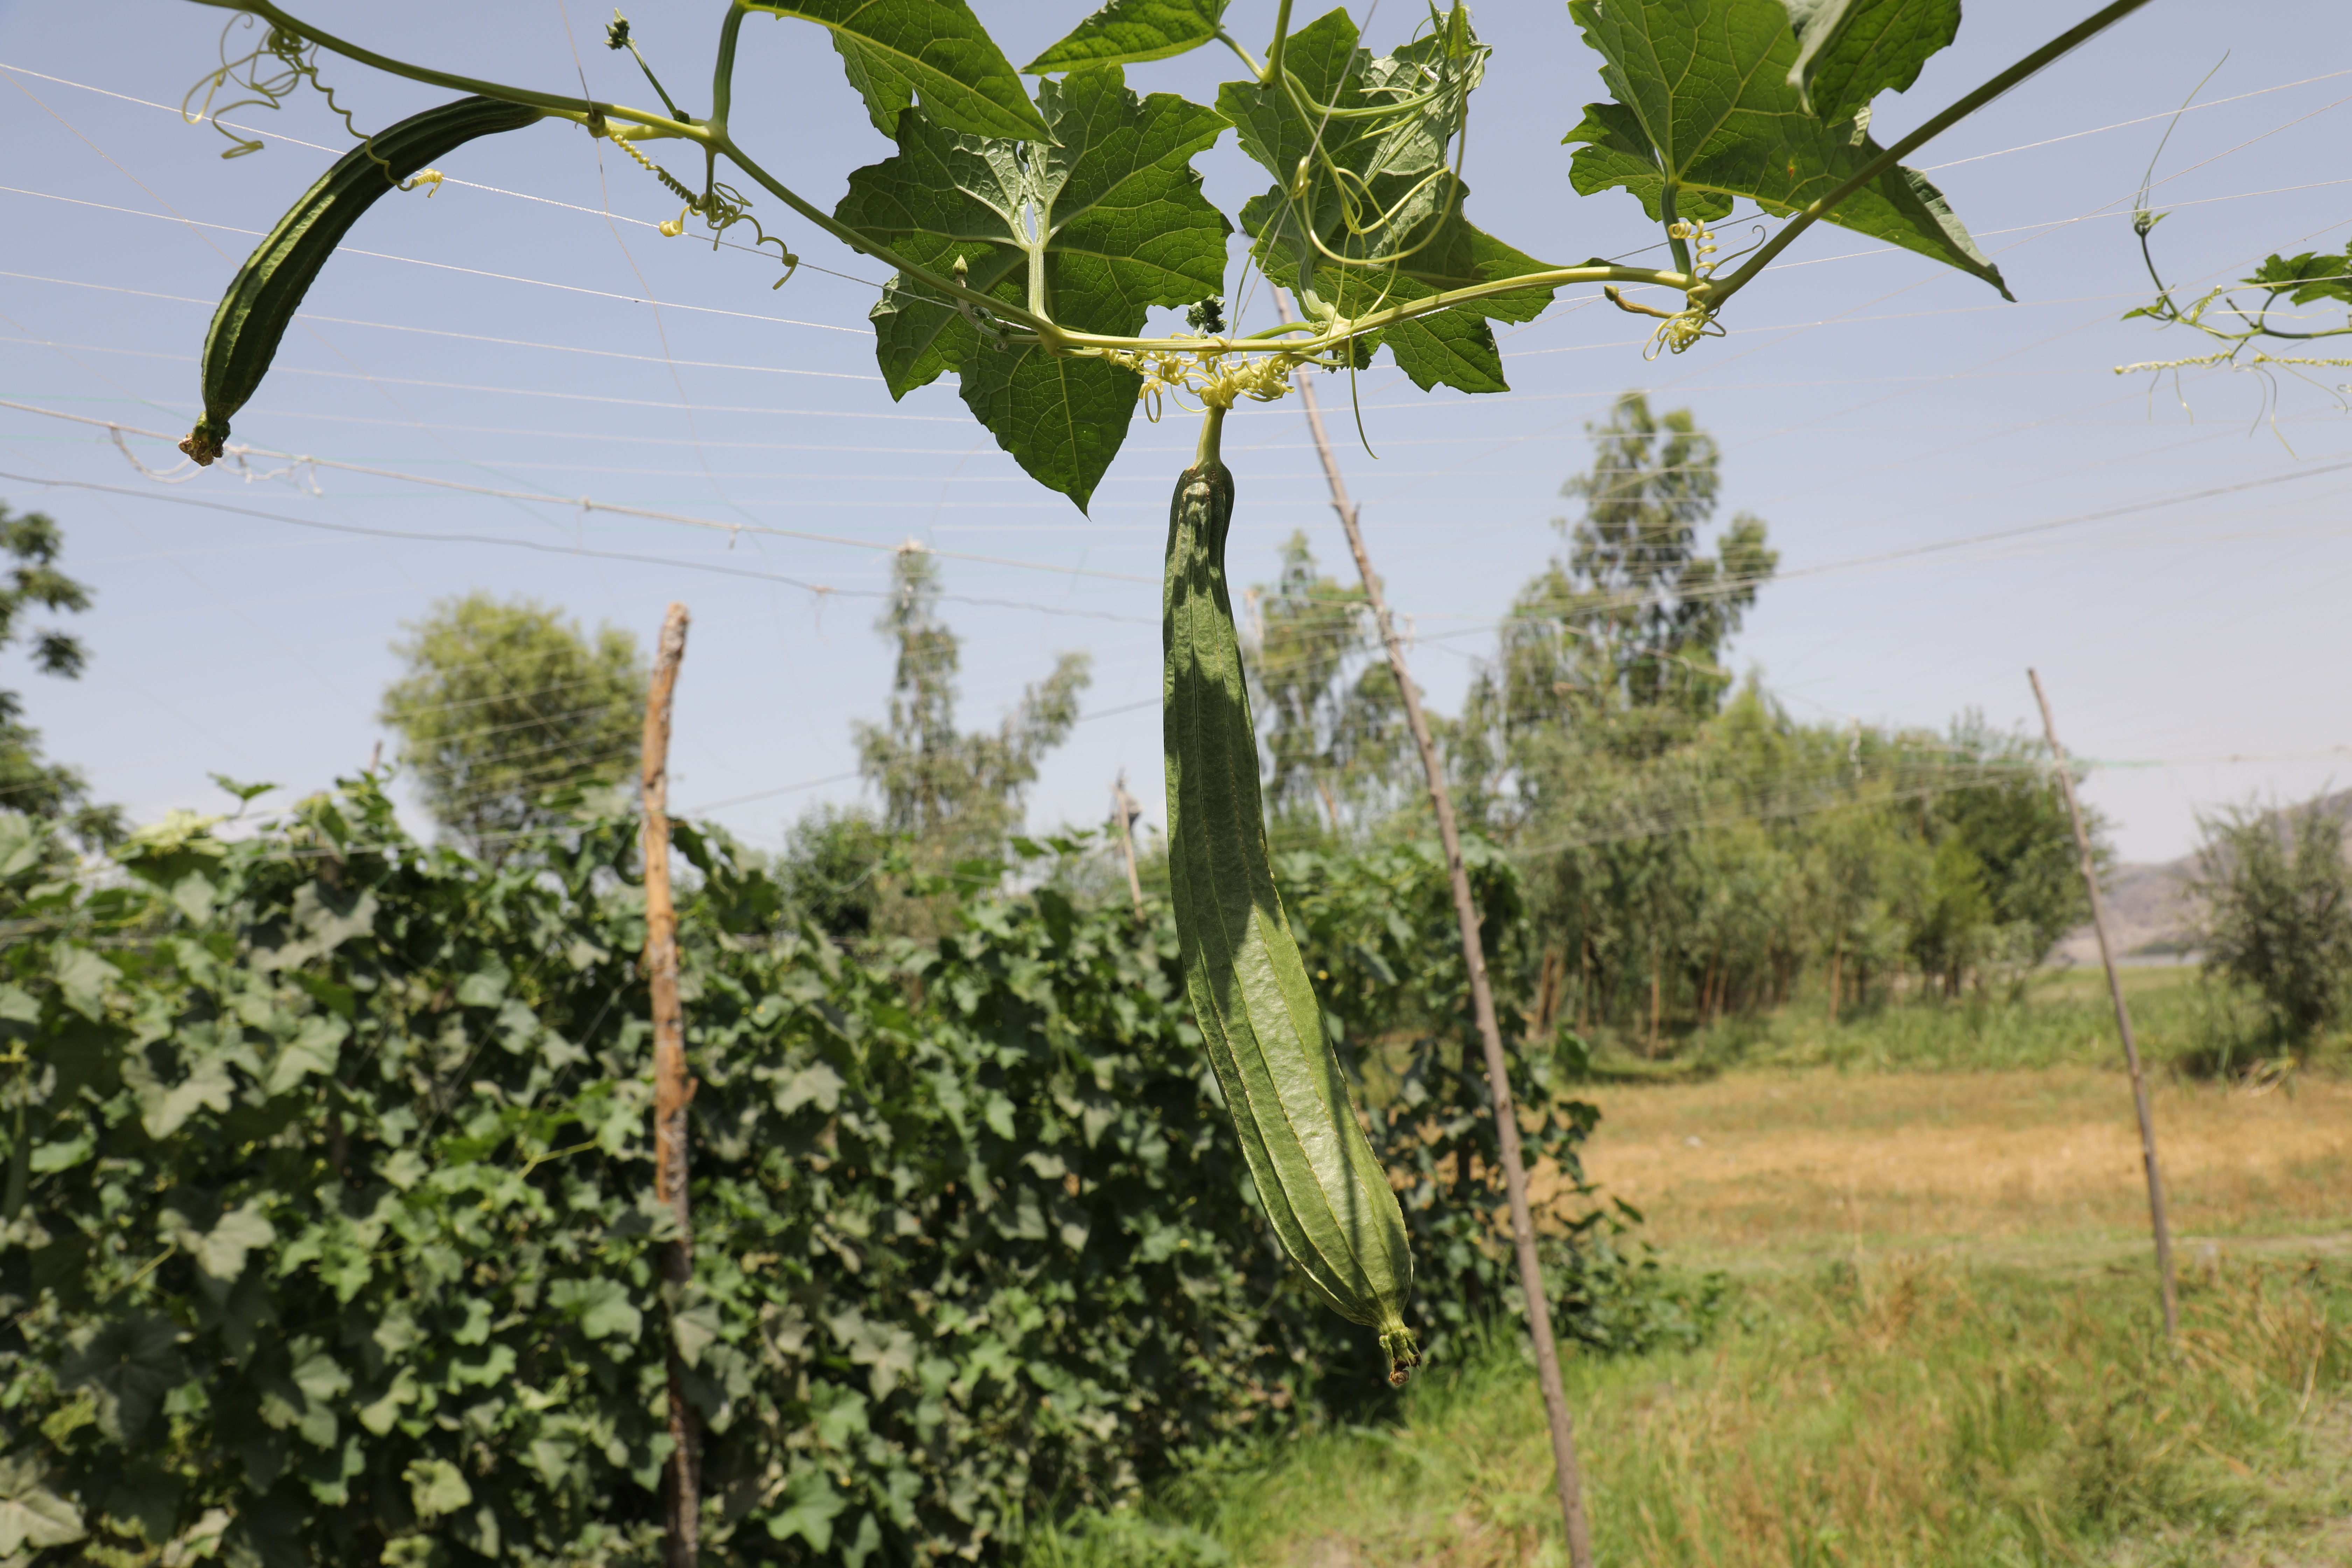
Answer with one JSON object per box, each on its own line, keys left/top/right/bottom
{"left": 0, "top": 786, "right": 1672, "bottom": 1566}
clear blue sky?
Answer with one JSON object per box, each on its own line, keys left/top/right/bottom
{"left": 2, "top": 0, "right": 2348, "bottom": 864}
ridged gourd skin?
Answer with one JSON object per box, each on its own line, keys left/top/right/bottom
{"left": 180, "top": 95, "right": 545, "bottom": 465}
{"left": 1162, "top": 458, "right": 1422, "bottom": 1386}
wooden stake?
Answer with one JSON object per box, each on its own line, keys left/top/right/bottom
{"left": 642, "top": 602, "right": 699, "bottom": 1566}
{"left": 1111, "top": 771, "right": 1145, "bottom": 917}
{"left": 2028, "top": 668, "right": 2180, "bottom": 1341}
{"left": 1278, "top": 293, "right": 1596, "bottom": 1568}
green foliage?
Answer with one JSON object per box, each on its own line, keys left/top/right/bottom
{"left": 377, "top": 592, "right": 646, "bottom": 858}
{"left": 1923, "top": 714, "right": 2088, "bottom": 972}
{"left": 1435, "top": 399, "right": 2083, "bottom": 1043}
{"left": 777, "top": 805, "right": 899, "bottom": 946}
{"left": 1221, "top": 8, "right": 1554, "bottom": 395}
{"left": 1248, "top": 534, "right": 1406, "bottom": 839}
{"left": 0, "top": 502, "right": 121, "bottom": 850}
{"left": 1480, "top": 391, "right": 1776, "bottom": 761}
{"left": 2192, "top": 795, "right": 2352, "bottom": 1049}
{"left": 852, "top": 548, "right": 1090, "bottom": 875}
{"left": 1564, "top": 0, "right": 2011, "bottom": 298}
{"left": 0, "top": 505, "right": 90, "bottom": 686}
{"left": 182, "top": 1, "right": 2156, "bottom": 517}
{"left": 1476, "top": 689, "right": 2087, "bottom": 1044}
{"left": 0, "top": 784, "right": 1614, "bottom": 1565}
{"left": 1784, "top": 0, "right": 1961, "bottom": 121}
{"left": 1026, "top": 0, "right": 1232, "bottom": 75}
{"left": 1684, "top": 962, "right": 2233, "bottom": 1075}
{"left": 836, "top": 69, "right": 1231, "bottom": 508}
{"left": 747, "top": 0, "right": 1055, "bottom": 143}
{"left": 2241, "top": 238, "right": 2352, "bottom": 307}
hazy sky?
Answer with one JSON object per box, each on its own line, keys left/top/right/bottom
{"left": 2, "top": 0, "right": 2348, "bottom": 865}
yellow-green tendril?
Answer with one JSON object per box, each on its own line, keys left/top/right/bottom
{"left": 182, "top": 13, "right": 433, "bottom": 189}
{"left": 1643, "top": 218, "right": 1724, "bottom": 358}
{"left": 606, "top": 128, "right": 799, "bottom": 286}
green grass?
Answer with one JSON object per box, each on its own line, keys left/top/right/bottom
{"left": 1029, "top": 1259, "right": 2352, "bottom": 1568}
{"left": 1633, "top": 965, "right": 2328, "bottom": 1078}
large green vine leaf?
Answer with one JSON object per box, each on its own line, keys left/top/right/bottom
{"left": 1563, "top": 0, "right": 2010, "bottom": 299}
{"left": 746, "top": 0, "right": 1054, "bottom": 142}
{"left": 1785, "top": 0, "right": 1961, "bottom": 122}
{"left": 1026, "top": 0, "right": 1232, "bottom": 73}
{"left": 836, "top": 66, "right": 1231, "bottom": 509}
{"left": 1219, "top": 8, "right": 1556, "bottom": 394}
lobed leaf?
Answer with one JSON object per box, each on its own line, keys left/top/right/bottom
{"left": 1785, "top": 0, "right": 1961, "bottom": 123}
{"left": 2243, "top": 242, "right": 2352, "bottom": 307}
{"left": 0, "top": 1456, "right": 85, "bottom": 1556}
{"left": 1027, "top": 0, "right": 1232, "bottom": 72}
{"left": 1221, "top": 9, "right": 1556, "bottom": 393}
{"left": 59, "top": 1316, "right": 186, "bottom": 1444}
{"left": 747, "top": 0, "right": 1054, "bottom": 142}
{"left": 837, "top": 66, "right": 1230, "bottom": 507}
{"left": 1564, "top": 0, "right": 2010, "bottom": 298}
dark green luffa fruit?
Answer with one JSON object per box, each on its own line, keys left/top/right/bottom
{"left": 179, "top": 95, "right": 544, "bottom": 465}
{"left": 1162, "top": 457, "right": 1422, "bottom": 1385}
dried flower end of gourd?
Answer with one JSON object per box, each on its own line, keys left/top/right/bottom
{"left": 1382, "top": 1325, "right": 1423, "bottom": 1387}
{"left": 180, "top": 420, "right": 227, "bottom": 467}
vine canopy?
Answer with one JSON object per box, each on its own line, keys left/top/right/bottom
{"left": 175, "top": 0, "right": 2144, "bottom": 506}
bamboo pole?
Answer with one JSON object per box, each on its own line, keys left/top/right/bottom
{"left": 642, "top": 602, "right": 700, "bottom": 1565}
{"left": 2028, "top": 668, "right": 2179, "bottom": 1341}
{"left": 1112, "top": 771, "right": 1146, "bottom": 917}
{"left": 1278, "top": 293, "right": 1596, "bottom": 1568}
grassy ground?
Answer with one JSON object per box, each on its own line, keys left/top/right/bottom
{"left": 1028, "top": 973, "right": 2352, "bottom": 1568}
{"left": 1625, "top": 963, "right": 2268, "bottom": 1075}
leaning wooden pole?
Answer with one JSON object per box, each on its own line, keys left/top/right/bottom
{"left": 2028, "top": 667, "right": 2180, "bottom": 1341}
{"left": 642, "top": 602, "right": 700, "bottom": 1565}
{"left": 1279, "top": 293, "right": 1596, "bottom": 1568}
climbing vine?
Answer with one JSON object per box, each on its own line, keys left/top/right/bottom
{"left": 168, "top": 0, "right": 2156, "bottom": 505}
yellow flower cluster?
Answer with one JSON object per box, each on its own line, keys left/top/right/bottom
{"left": 1103, "top": 347, "right": 1304, "bottom": 419}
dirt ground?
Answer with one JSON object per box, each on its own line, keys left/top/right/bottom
{"left": 1572, "top": 1064, "right": 2352, "bottom": 1268}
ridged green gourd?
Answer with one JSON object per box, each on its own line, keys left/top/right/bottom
{"left": 179, "top": 95, "right": 545, "bottom": 466}
{"left": 1162, "top": 456, "right": 1422, "bottom": 1385}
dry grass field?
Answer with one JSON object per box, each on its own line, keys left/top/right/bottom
{"left": 1577, "top": 1065, "right": 2352, "bottom": 1267}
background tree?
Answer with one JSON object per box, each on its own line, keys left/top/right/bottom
{"left": 1440, "top": 403, "right": 2095, "bottom": 1044}
{"left": 2192, "top": 794, "right": 2352, "bottom": 1052}
{"left": 1913, "top": 714, "right": 2091, "bottom": 992}
{"left": 379, "top": 592, "right": 646, "bottom": 856}
{"left": 1481, "top": 392, "right": 1778, "bottom": 775}
{"left": 1251, "top": 532, "right": 1410, "bottom": 841}
{"left": 853, "top": 546, "right": 1090, "bottom": 870}
{"left": 0, "top": 501, "right": 121, "bottom": 848}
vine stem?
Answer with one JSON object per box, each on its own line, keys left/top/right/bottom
{"left": 1274, "top": 293, "right": 1597, "bottom": 1568}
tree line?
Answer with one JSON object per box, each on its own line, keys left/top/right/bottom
{"left": 6, "top": 391, "right": 2343, "bottom": 1066}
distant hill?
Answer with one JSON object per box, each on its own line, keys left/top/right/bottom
{"left": 2052, "top": 790, "right": 2352, "bottom": 966}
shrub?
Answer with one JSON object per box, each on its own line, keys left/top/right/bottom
{"left": 2192, "top": 796, "right": 2352, "bottom": 1051}
{"left": 0, "top": 783, "right": 1618, "bottom": 1566}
